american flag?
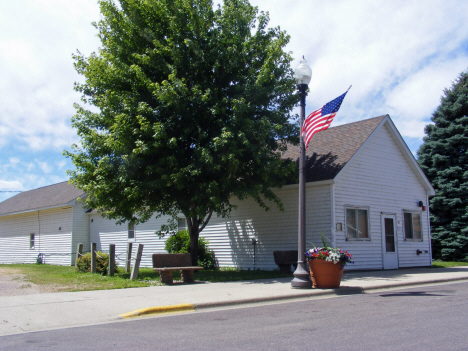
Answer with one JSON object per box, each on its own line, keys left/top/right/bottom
{"left": 302, "top": 86, "right": 351, "bottom": 149}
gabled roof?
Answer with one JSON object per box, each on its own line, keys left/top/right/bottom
{"left": 282, "top": 114, "right": 435, "bottom": 195}
{"left": 0, "top": 181, "right": 85, "bottom": 217}
{"left": 282, "top": 115, "right": 386, "bottom": 182}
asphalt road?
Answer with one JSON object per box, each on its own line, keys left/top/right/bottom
{"left": 1, "top": 281, "right": 468, "bottom": 351}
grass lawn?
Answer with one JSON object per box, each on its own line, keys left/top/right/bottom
{"left": 0, "top": 264, "right": 292, "bottom": 292}
{"left": 2, "top": 261, "right": 466, "bottom": 293}
{"left": 431, "top": 260, "right": 468, "bottom": 268}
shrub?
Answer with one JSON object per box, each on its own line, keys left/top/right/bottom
{"left": 76, "top": 251, "right": 115, "bottom": 275}
{"left": 165, "top": 230, "right": 218, "bottom": 270}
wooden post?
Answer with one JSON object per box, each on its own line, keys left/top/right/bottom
{"left": 75, "top": 243, "right": 83, "bottom": 268}
{"left": 125, "top": 242, "right": 133, "bottom": 273}
{"left": 130, "top": 244, "right": 144, "bottom": 280}
{"left": 91, "top": 243, "right": 96, "bottom": 273}
{"left": 109, "top": 244, "right": 115, "bottom": 276}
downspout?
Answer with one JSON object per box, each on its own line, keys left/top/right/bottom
{"left": 37, "top": 211, "right": 41, "bottom": 252}
{"left": 331, "top": 183, "right": 336, "bottom": 248}
{"left": 427, "top": 193, "right": 432, "bottom": 266}
{"left": 71, "top": 205, "right": 74, "bottom": 266}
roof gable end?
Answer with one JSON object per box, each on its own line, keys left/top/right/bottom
{"left": 282, "top": 115, "right": 386, "bottom": 182}
{"left": 334, "top": 116, "right": 435, "bottom": 195}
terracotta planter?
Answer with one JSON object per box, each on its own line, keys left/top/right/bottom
{"left": 308, "top": 259, "right": 344, "bottom": 289}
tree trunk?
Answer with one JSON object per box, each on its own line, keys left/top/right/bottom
{"left": 189, "top": 227, "right": 199, "bottom": 266}
{"left": 186, "top": 211, "right": 213, "bottom": 267}
{"left": 187, "top": 217, "right": 200, "bottom": 266}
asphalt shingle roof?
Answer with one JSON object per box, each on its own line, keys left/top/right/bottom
{"left": 0, "top": 181, "right": 85, "bottom": 216}
{"left": 282, "top": 115, "right": 386, "bottom": 182}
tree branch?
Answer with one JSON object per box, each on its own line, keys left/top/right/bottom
{"left": 199, "top": 210, "right": 213, "bottom": 232}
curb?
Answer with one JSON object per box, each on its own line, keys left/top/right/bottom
{"left": 193, "top": 277, "right": 468, "bottom": 311}
{"left": 354, "top": 276, "right": 468, "bottom": 292}
{"left": 119, "top": 303, "right": 195, "bottom": 319}
{"left": 119, "top": 276, "right": 468, "bottom": 319}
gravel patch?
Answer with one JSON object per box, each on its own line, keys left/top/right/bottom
{"left": 0, "top": 268, "right": 57, "bottom": 296}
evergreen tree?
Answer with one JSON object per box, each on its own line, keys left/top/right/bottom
{"left": 417, "top": 70, "right": 468, "bottom": 261}
{"left": 65, "top": 0, "right": 298, "bottom": 265}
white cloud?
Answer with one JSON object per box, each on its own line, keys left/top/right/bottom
{"left": 34, "top": 160, "right": 52, "bottom": 174}
{"left": 0, "top": 0, "right": 101, "bottom": 151}
{"left": 56, "top": 160, "right": 67, "bottom": 170}
{"left": 0, "top": 180, "right": 23, "bottom": 191}
{"left": 8, "top": 158, "right": 20, "bottom": 165}
{"left": 1, "top": 0, "right": 468, "bottom": 196}
{"left": 250, "top": 0, "right": 468, "bottom": 141}
{"left": 0, "top": 152, "right": 70, "bottom": 202}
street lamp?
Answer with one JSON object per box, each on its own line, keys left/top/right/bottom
{"left": 291, "top": 57, "right": 312, "bottom": 288}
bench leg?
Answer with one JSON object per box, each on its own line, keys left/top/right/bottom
{"left": 180, "top": 270, "right": 195, "bottom": 283}
{"left": 160, "top": 271, "right": 174, "bottom": 284}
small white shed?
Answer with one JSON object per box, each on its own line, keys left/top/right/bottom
{"left": 0, "top": 182, "right": 88, "bottom": 265}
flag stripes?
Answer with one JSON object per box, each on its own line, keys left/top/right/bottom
{"left": 302, "top": 87, "right": 351, "bottom": 149}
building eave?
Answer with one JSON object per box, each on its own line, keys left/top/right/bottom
{"left": 0, "top": 204, "right": 74, "bottom": 218}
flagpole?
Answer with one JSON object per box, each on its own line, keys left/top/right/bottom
{"left": 291, "top": 58, "right": 312, "bottom": 288}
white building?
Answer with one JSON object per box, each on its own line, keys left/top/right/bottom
{"left": 0, "top": 115, "right": 435, "bottom": 270}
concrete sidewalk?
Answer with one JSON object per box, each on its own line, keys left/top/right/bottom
{"left": 1, "top": 266, "right": 467, "bottom": 336}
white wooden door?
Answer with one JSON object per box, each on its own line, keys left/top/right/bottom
{"left": 381, "top": 214, "right": 398, "bottom": 269}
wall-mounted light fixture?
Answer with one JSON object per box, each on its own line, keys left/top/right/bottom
{"left": 58, "top": 227, "right": 62, "bottom": 231}
{"left": 418, "top": 201, "right": 426, "bottom": 211}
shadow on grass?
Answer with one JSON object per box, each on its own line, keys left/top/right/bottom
{"left": 114, "top": 268, "right": 293, "bottom": 284}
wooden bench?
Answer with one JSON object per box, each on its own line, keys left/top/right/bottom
{"left": 152, "top": 253, "right": 203, "bottom": 284}
{"left": 273, "top": 250, "right": 298, "bottom": 274}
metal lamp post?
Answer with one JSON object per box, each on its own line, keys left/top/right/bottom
{"left": 291, "top": 57, "right": 312, "bottom": 288}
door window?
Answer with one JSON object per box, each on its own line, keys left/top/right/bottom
{"left": 384, "top": 218, "right": 395, "bottom": 252}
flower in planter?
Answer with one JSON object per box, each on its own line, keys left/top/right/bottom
{"left": 305, "top": 235, "right": 353, "bottom": 269}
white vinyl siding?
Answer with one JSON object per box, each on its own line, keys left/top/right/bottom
{"left": 334, "top": 123, "right": 431, "bottom": 269}
{"left": 89, "top": 213, "right": 170, "bottom": 268}
{"left": 0, "top": 208, "right": 73, "bottom": 265}
{"left": 88, "top": 184, "right": 331, "bottom": 270}
{"left": 71, "top": 201, "right": 90, "bottom": 265}
{"left": 199, "top": 184, "right": 331, "bottom": 270}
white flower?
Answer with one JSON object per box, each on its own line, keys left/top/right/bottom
{"left": 328, "top": 251, "right": 341, "bottom": 264}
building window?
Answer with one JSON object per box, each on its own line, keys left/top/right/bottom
{"left": 404, "top": 212, "right": 422, "bottom": 240}
{"left": 346, "top": 207, "right": 369, "bottom": 239}
{"left": 178, "top": 218, "right": 186, "bottom": 232}
{"left": 128, "top": 222, "right": 135, "bottom": 240}
{"left": 30, "top": 233, "right": 35, "bottom": 249}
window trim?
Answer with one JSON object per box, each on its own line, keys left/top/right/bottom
{"left": 30, "top": 233, "right": 35, "bottom": 249}
{"left": 403, "top": 210, "right": 423, "bottom": 241}
{"left": 177, "top": 218, "right": 187, "bottom": 232}
{"left": 345, "top": 206, "right": 371, "bottom": 241}
{"left": 128, "top": 222, "right": 135, "bottom": 241}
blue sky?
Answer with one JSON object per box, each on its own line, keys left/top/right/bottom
{"left": 1, "top": 0, "right": 468, "bottom": 202}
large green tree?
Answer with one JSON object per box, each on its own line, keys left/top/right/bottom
{"left": 417, "top": 70, "right": 468, "bottom": 262}
{"left": 66, "top": 0, "right": 298, "bottom": 265}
